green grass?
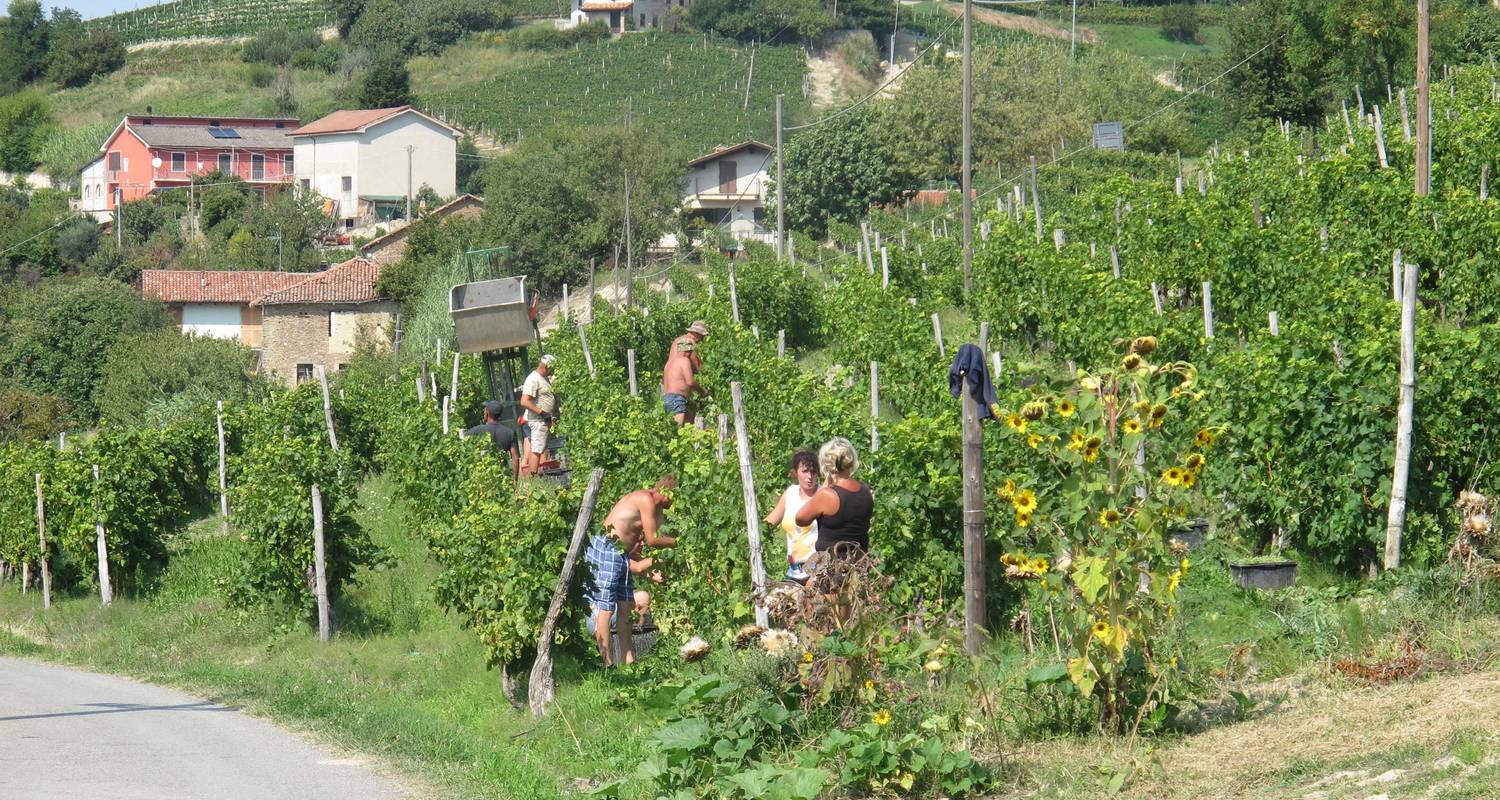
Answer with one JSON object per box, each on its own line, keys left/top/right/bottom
{"left": 1089, "top": 23, "right": 1229, "bottom": 71}
{"left": 0, "top": 476, "right": 656, "bottom": 799}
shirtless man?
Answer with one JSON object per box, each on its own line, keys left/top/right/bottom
{"left": 584, "top": 476, "right": 677, "bottom": 667}
{"left": 661, "top": 321, "right": 708, "bottom": 425}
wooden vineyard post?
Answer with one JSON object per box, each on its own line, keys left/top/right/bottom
{"left": 627, "top": 349, "right": 639, "bottom": 397}
{"left": 35, "top": 474, "right": 51, "bottom": 609}
{"left": 931, "top": 313, "right": 945, "bottom": 358}
{"left": 93, "top": 464, "right": 112, "bottom": 606}
{"left": 1385, "top": 261, "right": 1419, "bottom": 570}
{"left": 730, "top": 383, "right": 770, "bottom": 629}
{"left": 869, "top": 361, "right": 880, "bottom": 453}
{"left": 960, "top": 372, "right": 985, "bottom": 656}
{"left": 578, "top": 325, "right": 596, "bottom": 378}
{"left": 529, "top": 468, "right": 605, "bottom": 717}
{"left": 317, "top": 366, "right": 339, "bottom": 452}
{"left": 217, "top": 400, "right": 228, "bottom": 527}
{"left": 729, "top": 267, "right": 741, "bottom": 324}
{"left": 311, "top": 484, "right": 330, "bottom": 643}
{"left": 717, "top": 414, "right": 728, "bottom": 464}
{"left": 1202, "top": 281, "right": 1215, "bottom": 342}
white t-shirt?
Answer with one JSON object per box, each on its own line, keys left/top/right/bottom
{"left": 522, "top": 370, "right": 556, "bottom": 414}
{"left": 780, "top": 485, "right": 818, "bottom": 566}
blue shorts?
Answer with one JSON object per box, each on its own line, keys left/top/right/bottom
{"left": 663, "top": 393, "right": 688, "bottom": 415}
{"left": 584, "top": 534, "right": 634, "bottom": 612}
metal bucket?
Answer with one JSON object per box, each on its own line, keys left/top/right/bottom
{"left": 449, "top": 276, "right": 532, "bottom": 353}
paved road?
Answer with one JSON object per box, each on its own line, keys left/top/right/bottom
{"left": 0, "top": 657, "right": 404, "bottom": 799}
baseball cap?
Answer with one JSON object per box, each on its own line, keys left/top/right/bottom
{"left": 482, "top": 400, "right": 504, "bottom": 417}
{"left": 686, "top": 321, "right": 709, "bottom": 337}
{"left": 539, "top": 354, "right": 556, "bottom": 366}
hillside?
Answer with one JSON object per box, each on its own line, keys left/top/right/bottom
{"left": 90, "top": 0, "right": 334, "bottom": 45}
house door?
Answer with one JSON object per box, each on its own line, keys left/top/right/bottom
{"left": 610, "top": 11, "right": 620, "bottom": 32}
{"left": 719, "top": 161, "right": 737, "bottom": 194}
{"left": 251, "top": 154, "right": 265, "bottom": 180}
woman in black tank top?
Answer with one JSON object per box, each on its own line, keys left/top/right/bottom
{"left": 793, "top": 437, "right": 872, "bottom": 555}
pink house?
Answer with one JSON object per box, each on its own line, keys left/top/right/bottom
{"left": 81, "top": 114, "right": 300, "bottom": 216}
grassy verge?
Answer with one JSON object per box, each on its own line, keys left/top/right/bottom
{"left": 1089, "top": 23, "right": 1229, "bottom": 72}
{"left": 0, "top": 476, "right": 654, "bottom": 799}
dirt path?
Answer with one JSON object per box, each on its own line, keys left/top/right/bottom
{"left": 942, "top": 2, "right": 1099, "bottom": 44}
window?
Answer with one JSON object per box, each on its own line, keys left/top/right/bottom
{"left": 341, "top": 176, "right": 352, "bottom": 193}
{"left": 106, "top": 152, "right": 121, "bottom": 172}
{"left": 284, "top": 153, "right": 294, "bottom": 173}
{"left": 295, "top": 363, "right": 314, "bottom": 384}
{"left": 251, "top": 154, "right": 265, "bottom": 181}
{"left": 718, "top": 161, "right": 737, "bottom": 194}
{"left": 171, "top": 152, "right": 186, "bottom": 172}
{"left": 218, "top": 153, "right": 232, "bottom": 173}
{"left": 299, "top": 178, "right": 310, "bottom": 191}
{"left": 84, "top": 185, "right": 91, "bottom": 200}
{"left": 328, "top": 312, "right": 336, "bottom": 338}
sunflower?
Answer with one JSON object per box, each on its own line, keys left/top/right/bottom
{"left": 1092, "top": 620, "right": 1112, "bottom": 640}
{"left": 1082, "top": 446, "right": 1100, "bottom": 463}
{"left": 1185, "top": 452, "right": 1205, "bottom": 473}
{"left": 864, "top": 680, "right": 876, "bottom": 691}
{"left": 1162, "top": 467, "right": 1186, "bottom": 486}
{"left": 997, "top": 478, "right": 1017, "bottom": 499}
{"left": 1122, "top": 353, "right": 1144, "bottom": 371}
{"left": 1006, "top": 413, "right": 1028, "bottom": 433}
{"left": 1056, "top": 399, "right": 1076, "bottom": 418}
{"left": 1013, "top": 488, "right": 1038, "bottom": 514}
{"left": 872, "top": 709, "right": 893, "bottom": 726}
{"left": 1168, "top": 571, "right": 1182, "bottom": 594}
{"left": 1027, "top": 433, "right": 1044, "bottom": 449}
{"left": 1180, "top": 470, "right": 1198, "bottom": 488}
{"left": 1122, "top": 418, "right": 1143, "bottom": 435}
{"left": 1131, "top": 336, "right": 1158, "bottom": 355}
{"left": 802, "top": 651, "right": 815, "bottom": 664}
{"left": 1030, "top": 557, "right": 1049, "bottom": 573}
{"left": 1135, "top": 400, "right": 1151, "bottom": 415}
{"left": 1085, "top": 434, "right": 1103, "bottom": 450}
{"left": 1067, "top": 429, "right": 1086, "bottom": 451}
{"left": 1195, "top": 428, "right": 1218, "bottom": 448}
{"left": 1015, "top": 510, "right": 1033, "bottom": 528}
{"left": 1022, "top": 401, "right": 1048, "bottom": 421}
{"left": 1098, "top": 508, "right": 1121, "bottom": 528}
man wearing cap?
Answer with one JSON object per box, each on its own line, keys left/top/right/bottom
{"left": 520, "top": 354, "right": 559, "bottom": 476}
{"left": 463, "top": 400, "right": 520, "bottom": 479}
{"left": 661, "top": 321, "right": 708, "bottom": 425}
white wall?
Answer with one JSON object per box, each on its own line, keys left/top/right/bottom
{"left": 357, "top": 114, "right": 457, "bottom": 199}
{"left": 294, "top": 135, "right": 361, "bottom": 221}
{"left": 182, "top": 304, "right": 243, "bottom": 340}
{"left": 78, "top": 158, "right": 111, "bottom": 221}
{"left": 682, "top": 149, "right": 771, "bottom": 205}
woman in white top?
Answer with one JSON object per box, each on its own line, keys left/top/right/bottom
{"left": 763, "top": 451, "right": 819, "bottom": 584}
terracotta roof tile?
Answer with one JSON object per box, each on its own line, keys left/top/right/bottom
{"left": 291, "top": 106, "right": 459, "bottom": 137}
{"left": 252, "top": 257, "right": 385, "bottom": 306}
{"left": 140, "top": 269, "right": 307, "bottom": 304}
{"left": 580, "top": 1, "right": 633, "bottom": 9}
{"left": 687, "top": 140, "right": 772, "bottom": 167}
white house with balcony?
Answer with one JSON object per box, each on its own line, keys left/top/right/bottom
{"left": 679, "top": 140, "right": 773, "bottom": 248}
{"left": 568, "top": 0, "right": 691, "bottom": 32}
{"left": 77, "top": 155, "right": 111, "bottom": 222}
{"left": 290, "top": 106, "right": 460, "bottom": 230}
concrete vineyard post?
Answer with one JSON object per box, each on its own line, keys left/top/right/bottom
{"left": 450, "top": 352, "right": 460, "bottom": 406}
{"left": 731, "top": 383, "right": 770, "bottom": 629}
{"left": 578, "top": 325, "right": 595, "bottom": 378}
{"left": 530, "top": 468, "right": 605, "bottom": 717}
{"left": 729, "top": 267, "right": 740, "bottom": 324}
{"left": 93, "top": 464, "right": 112, "bottom": 606}
{"left": 870, "top": 361, "right": 880, "bottom": 454}
{"left": 1151, "top": 283, "right": 1163, "bottom": 315}
{"left": 36, "top": 474, "right": 50, "bottom": 609}
{"left": 1269, "top": 311, "right": 1280, "bottom": 336}
{"left": 1030, "top": 155, "right": 1043, "bottom": 243}
{"left": 777, "top": 329, "right": 785, "bottom": 359}
{"left": 1202, "top": 281, "right": 1215, "bottom": 343}
{"left": 217, "top": 400, "right": 228, "bottom": 526}
{"left": 312, "top": 484, "right": 330, "bottom": 643}
{"left": 627, "top": 349, "right": 638, "bottom": 397}
{"left": 317, "top": 366, "right": 339, "bottom": 452}
{"left": 562, "top": 283, "right": 569, "bottom": 324}
{"left": 442, "top": 397, "right": 451, "bottom": 434}
{"left": 881, "top": 247, "right": 889, "bottom": 288}
{"left": 717, "top": 414, "right": 727, "bottom": 464}
{"left": 932, "top": 313, "right": 945, "bottom": 358}
{"left": 1385, "top": 262, "right": 1419, "bottom": 569}
{"left": 1110, "top": 245, "right": 1120, "bottom": 279}
{"left": 1374, "top": 105, "right": 1388, "bottom": 167}
{"left": 1393, "top": 249, "right": 1402, "bottom": 302}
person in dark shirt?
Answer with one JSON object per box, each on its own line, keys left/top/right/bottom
{"left": 464, "top": 400, "right": 520, "bottom": 479}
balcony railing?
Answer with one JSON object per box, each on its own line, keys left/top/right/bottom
{"left": 152, "top": 161, "right": 294, "bottom": 183}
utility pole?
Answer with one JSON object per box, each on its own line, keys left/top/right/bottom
{"left": 624, "top": 97, "right": 634, "bottom": 307}
{"left": 1070, "top": 0, "right": 1077, "bottom": 58}
{"left": 890, "top": 0, "right": 900, "bottom": 74}
{"left": 116, "top": 187, "right": 123, "bottom": 249}
{"left": 961, "top": 0, "right": 973, "bottom": 297}
{"left": 1415, "top": 0, "right": 1431, "bottom": 197}
{"left": 405, "top": 145, "right": 415, "bottom": 221}
{"left": 775, "top": 94, "right": 785, "bottom": 260}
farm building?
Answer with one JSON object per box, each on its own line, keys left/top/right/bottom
{"left": 139, "top": 259, "right": 396, "bottom": 385}
{"left": 291, "top": 106, "right": 461, "bottom": 230}
{"left": 360, "top": 194, "right": 486, "bottom": 266}
{"left": 567, "top": 0, "right": 691, "bottom": 32}
{"left": 84, "top": 113, "right": 300, "bottom": 220}
{"left": 679, "top": 140, "right": 774, "bottom": 248}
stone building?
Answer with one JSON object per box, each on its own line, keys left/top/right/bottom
{"left": 253, "top": 257, "right": 397, "bottom": 385}
{"left": 359, "top": 194, "right": 486, "bottom": 266}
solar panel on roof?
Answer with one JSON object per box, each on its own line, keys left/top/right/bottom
{"left": 207, "top": 127, "right": 241, "bottom": 139}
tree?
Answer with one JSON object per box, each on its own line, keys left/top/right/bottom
{"left": 482, "top": 125, "right": 684, "bottom": 290}
{"left": 1160, "top": 5, "right": 1202, "bottom": 44}
{"left": 241, "top": 188, "right": 335, "bottom": 269}
{"left": 779, "top": 108, "right": 913, "bottom": 234}
{"left": 97, "top": 329, "right": 264, "bottom": 426}
{"left": 1222, "top": 0, "right": 1333, "bottom": 126}
{"left": 0, "top": 276, "right": 170, "bottom": 421}
{"left": 45, "top": 28, "right": 125, "bottom": 88}
{"left": 332, "top": 0, "right": 365, "bottom": 38}
{"left": 358, "top": 48, "right": 411, "bottom": 108}
{"left": 456, "top": 136, "right": 485, "bottom": 195}
{"left": 0, "top": 0, "right": 49, "bottom": 93}
{"left": 0, "top": 385, "right": 68, "bottom": 443}
{"left": 0, "top": 89, "right": 52, "bottom": 173}
{"left": 53, "top": 217, "right": 98, "bottom": 265}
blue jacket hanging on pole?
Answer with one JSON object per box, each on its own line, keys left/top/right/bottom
{"left": 949, "top": 343, "right": 1000, "bottom": 422}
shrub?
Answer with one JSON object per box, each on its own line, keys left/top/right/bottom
{"left": 247, "top": 63, "right": 274, "bottom": 87}
{"left": 357, "top": 48, "right": 411, "bottom": 108}
{"left": 506, "top": 21, "right": 608, "bottom": 51}
{"left": 98, "top": 329, "right": 265, "bottom": 427}
{"left": 1160, "top": 5, "right": 1203, "bottom": 44}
